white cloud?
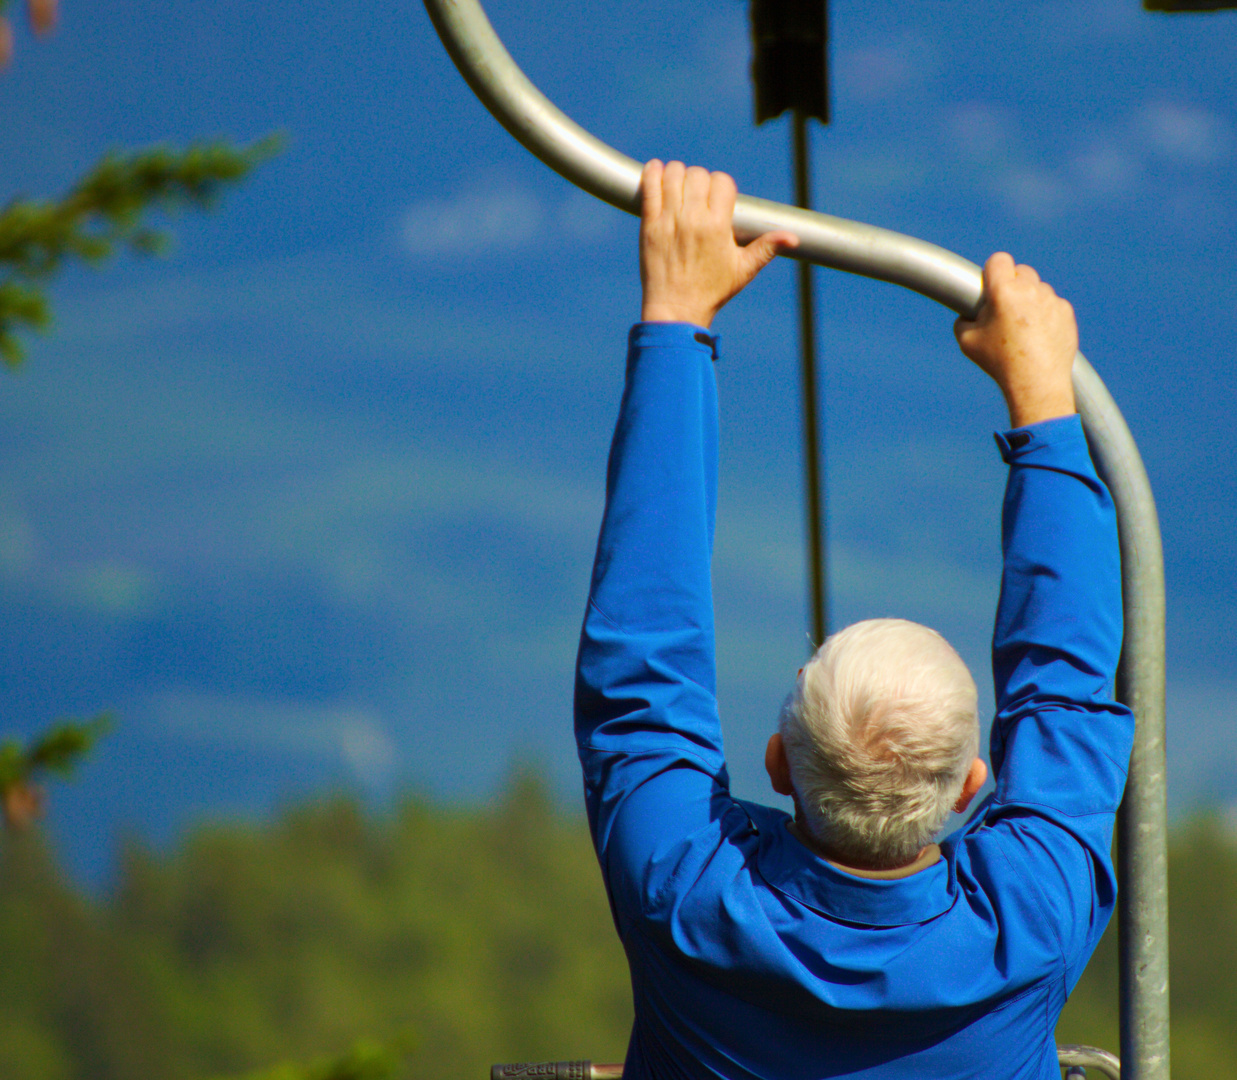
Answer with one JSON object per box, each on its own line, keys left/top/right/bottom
{"left": 57, "top": 561, "right": 166, "bottom": 617}
{"left": 944, "top": 98, "right": 1232, "bottom": 222}
{"left": 1139, "top": 102, "right": 1231, "bottom": 164}
{"left": 838, "top": 47, "right": 913, "bottom": 102}
{"left": 398, "top": 184, "right": 620, "bottom": 257}
{"left": 837, "top": 37, "right": 935, "bottom": 103}
{"left": 149, "top": 692, "right": 399, "bottom": 789}
{"left": 243, "top": 448, "right": 605, "bottom": 612}
{"left": 400, "top": 186, "right": 544, "bottom": 256}
{"left": 947, "top": 103, "right": 1016, "bottom": 166}
{"left": 1001, "top": 169, "right": 1070, "bottom": 222}
{"left": 0, "top": 498, "right": 165, "bottom": 617}
{"left": 1070, "top": 142, "right": 1140, "bottom": 197}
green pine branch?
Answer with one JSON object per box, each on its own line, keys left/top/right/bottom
{"left": 0, "top": 712, "right": 112, "bottom": 789}
{"left": 0, "top": 134, "right": 281, "bottom": 365}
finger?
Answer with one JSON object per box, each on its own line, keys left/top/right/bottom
{"left": 640, "top": 160, "right": 664, "bottom": 225}
{"left": 738, "top": 230, "right": 799, "bottom": 282}
{"left": 978, "top": 253, "right": 1017, "bottom": 318}
{"left": 1015, "top": 263, "right": 1041, "bottom": 285}
{"left": 708, "top": 171, "right": 737, "bottom": 223}
{"left": 684, "top": 166, "right": 711, "bottom": 219}
{"left": 750, "top": 230, "right": 800, "bottom": 256}
{"left": 983, "top": 252, "right": 1016, "bottom": 291}
{"left": 662, "top": 161, "right": 687, "bottom": 217}
{"left": 0, "top": 19, "right": 13, "bottom": 68}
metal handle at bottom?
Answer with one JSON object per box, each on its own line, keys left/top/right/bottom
{"left": 492, "top": 1064, "right": 623, "bottom": 1080}
{"left": 493, "top": 1046, "right": 1118, "bottom": 1080}
{"left": 1058, "top": 1043, "right": 1122, "bottom": 1079}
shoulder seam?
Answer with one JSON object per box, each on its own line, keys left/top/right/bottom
{"left": 993, "top": 833, "right": 1069, "bottom": 969}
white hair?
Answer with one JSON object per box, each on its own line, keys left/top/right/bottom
{"left": 779, "top": 618, "right": 979, "bottom": 870}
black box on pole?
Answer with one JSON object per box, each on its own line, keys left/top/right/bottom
{"left": 1143, "top": 0, "right": 1237, "bottom": 9}
{"left": 749, "top": 0, "right": 829, "bottom": 125}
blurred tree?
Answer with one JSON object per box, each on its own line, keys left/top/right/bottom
{"left": 217, "top": 1036, "right": 417, "bottom": 1080}
{"left": 0, "top": 715, "right": 110, "bottom": 832}
{"left": 0, "top": 0, "right": 277, "bottom": 833}
{"left": 0, "top": 139, "right": 281, "bottom": 365}
{"left": 5, "top": 783, "right": 1237, "bottom": 1080}
{"left": 1056, "top": 814, "right": 1237, "bottom": 1077}
{"left": 0, "top": 0, "right": 280, "bottom": 366}
{"left": 0, "top": 774, "right": 634, "bottom": 1080}
{"left": 0, "top": 0, "right": 57, "bottom": 69}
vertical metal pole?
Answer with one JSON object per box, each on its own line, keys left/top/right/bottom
{"left": 1077, "top": 360, "right": 1170, "bottom": 1080}
{"left": 793, "top": 108, "right": 827, "bottom": 648}
{"left": 1112, "top": 479, "right": 1170, "bottom": 1080}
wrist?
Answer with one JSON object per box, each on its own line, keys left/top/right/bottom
{"left": 1003, "top": 384, "right": 1076, "bottom": 428}
{"left": 640, "top": 299, "right": 713, "bottom": 329}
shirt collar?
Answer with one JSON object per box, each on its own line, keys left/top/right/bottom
{"left": 746, "top": 803, "right": 956, "bottom": 928}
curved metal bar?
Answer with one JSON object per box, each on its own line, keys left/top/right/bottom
{"left": 423, "top": 0, "right": 982, "bottom": 315}
{"left": 423, "top": 2, "right": 1168, "bottom": 1077}
{"left": 1059, "top": 1044, "right": 1123, "bottom": 1080}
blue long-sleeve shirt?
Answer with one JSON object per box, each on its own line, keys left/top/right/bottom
{"left": 574, "top": 322, "right": 1134, "bottom": 1080}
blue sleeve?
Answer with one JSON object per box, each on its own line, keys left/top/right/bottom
{"left": 981, "top": 413, "right": 1135, "bottom": 986}
{"left": 574, "top": 322, "right": 735, "bottom": 924}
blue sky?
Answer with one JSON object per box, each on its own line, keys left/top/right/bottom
{"left": 1, "top": 0, "right": 1235, "bottom": 886}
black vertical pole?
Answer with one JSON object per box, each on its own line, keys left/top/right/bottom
{"left": 792, "top": 110, "right": 827, "bottom": 649}
{"left": 750, "top": 0, "right": 829, "bottom": 650}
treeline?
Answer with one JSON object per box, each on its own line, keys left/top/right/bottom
{"left": 0, "top": 773, "right": 632, "bottom": 1080}
{"left": 2, "top": 776, "right": 1235, "bottom": 1080}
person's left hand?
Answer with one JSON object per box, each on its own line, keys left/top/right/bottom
{"left": 639, "top": 159, "right": 798, "bottom": 329}
{"left": 1, "top": 0, "right": 59, "bottom": 69}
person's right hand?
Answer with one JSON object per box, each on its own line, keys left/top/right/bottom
{"left": 639, "top": 159, "right": 798, "bottom": 330}
{"left": 954, "top": 252, "right": 1078, "bottom": 429}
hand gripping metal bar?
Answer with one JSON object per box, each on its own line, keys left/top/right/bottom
{"left": 423, "top": 1, "right": 1169, "bottom": 1076}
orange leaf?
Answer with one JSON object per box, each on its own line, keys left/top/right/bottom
{"left": 29, "top": 0, "right": 57, "bottom": 37}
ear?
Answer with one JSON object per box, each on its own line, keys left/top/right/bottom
{"left": 953, "top": 758, "right": 989, "bottom": 814}
{"left": 765, "top": 732, "right": 795, "bottom": 797}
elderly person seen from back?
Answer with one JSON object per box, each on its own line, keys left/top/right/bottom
{"left": 573, "top": 160, "right": 1131, "bottom": 1080}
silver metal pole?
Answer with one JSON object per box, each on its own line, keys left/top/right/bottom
{"left": 422, "top": 2, "right": 1168, "bottom": 1075}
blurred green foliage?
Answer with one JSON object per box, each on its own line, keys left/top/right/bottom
{"left": 0, "top": 137, "right": 280, "bottom": 365}
{"left": 1057, "top": 814, "right": 1237, "bottom": 1078}
{"left": 3, "top": 778, "right": 1237, "bottom": 1079}
{"left": 215, "top": 1035, "right": 415, "bottom": 1080}
{"left": 0, "top": 714, "right": 111, "bottom": 832}
{"left": 0, "top": 714, "right": 111, "bottom": 789}
{"left": 0, "top": 771, "right": 632, "bottom": 1080}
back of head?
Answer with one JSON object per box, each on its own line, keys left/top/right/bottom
{"left": 780, "top": 618, "right": 979, "bottom": 870}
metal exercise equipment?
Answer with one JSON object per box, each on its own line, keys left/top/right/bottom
{"left": 422, "top": 1, "right": 1169, "bottom": 1076}
{"left": 491, "top": 1052, "right": 1122, "bottom": 1080}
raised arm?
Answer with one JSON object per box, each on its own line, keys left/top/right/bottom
{"left": 574, "top": 162, "right": 794, "bottom": 895}
{"left": 956, "top": 254, "right": 1134, "bottom": 979}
